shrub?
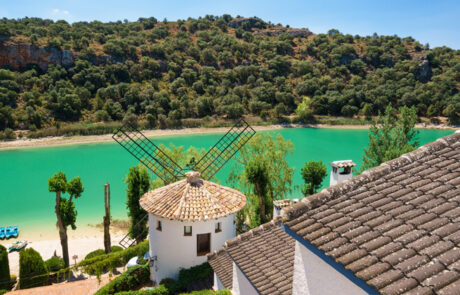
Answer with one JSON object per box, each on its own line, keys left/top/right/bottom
{"left": 85, "top": 249, "right": 106, "bottom": 260}
{"left": 18, "top": 248, "right": 49, "bottom": 289}
{"left": 0, "top": 289, "right": 8, "bottom": 295}
{"left": 94, "top": 264, "right": 150, "bottom": 295}
{"left": 168, "top": 263, "right": 213, "bottom": 294}
{"left": 114, "top": 285, "right": 169, "bottom": 295}
{"left": 111, "top": 246, "right": 123, "bottom": 253}
{"left": 78, "top": 240, "right": 148, "bottom": 277}
{"left": 0, "top": 245, "right": 10, "bottom": 290}
{"left": 45, "top": 257, "right": 65, "bottom": 272}
{"left": 180, "top": 290, "right": 232, "bottom": 295}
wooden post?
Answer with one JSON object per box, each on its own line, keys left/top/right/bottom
{"left": 104, "top": 182, "right": 111, "bottom": 254}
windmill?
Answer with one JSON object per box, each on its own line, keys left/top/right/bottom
{"left": 113, "top": 119, "right": 256, "bottom": 248}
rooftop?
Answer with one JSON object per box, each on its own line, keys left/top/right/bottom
{"left": 330, "top": 160, "right": 357, "bottom": 168}
{"left": 283, "top": 131, "right": 460, "bottom": 294}
{"left": 208, "top": 220, "right": 295, "bottom": 295}
{"left": 139, "top": 172, "right": 246, "bottom": 221}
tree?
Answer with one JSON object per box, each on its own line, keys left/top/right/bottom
{"left": 295, "top": 96, "right": 315, "bottom": 123}
{"left": 103, "top": 182, "right": 111, "bottom": 254}
{"left": 125, "top": 165, "right": 150, "bottom": 243}
{"left": 48, "top": 172, "right": 84, "bottom": 267}
{"left": 229, "top": 133, "right": 294, "bottom": 228}
{"left": 0, "top": 245, "right": 10, "bottom": 290}
{"left": 301, "top": 161, "right": 327, "bottom": 195}
{"left": 361, "top": 105, "right": 418, "bottom": 171}
{"left": 18, "top": 248, "right": 49, "bottom": 289}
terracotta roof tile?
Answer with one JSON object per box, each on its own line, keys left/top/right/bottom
{"left": 139, "top": 172, "right": 246, "bottom": 221}
{"left": 208, "top": 221, "right": 295, "bottom": 295}
{"left": 282, "top": 132, "right": 460, "bottom": 294}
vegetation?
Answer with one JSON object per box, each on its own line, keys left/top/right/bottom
{"left": 77, "top": 240, "right": 148, "bottom": 277}
{"left": 179, "top": 290, "right": 232, "bottom": 295}
{"left": 301, "top": 160, "right": 327, "bottom": 195}
{"left": 44, "top": 256, "right": 65, "bottom": 272}
{"left": 114, "top": 286, "right": 169, "bottom": 295}
{"left": 125, "top": 165, "right": 150, "bottom": 243}
{"left": 229, "top": 133, "right": 294, "bottom": 228}
{"left": 0, "top": 15, "right": 458, "bottom": 139}
{"left": 94, "top": 264, "right": 151, "bottom": 295}
{"left": 47, "top": 171, "right": 84, "bottom": 267}
{"left": 159, "top": 262, "right": 214, "bottom": 294}
{"left": 85, "top": 246, "right": 123, "bottom": 260}
{"left": 0, "top": 245, "right": 10, "bottom": 290}
{"left": 18, "top": 248, "right": 49, "bottom": 289}
{"left": 361, "top": 105, "right": 419, "bottom": 171}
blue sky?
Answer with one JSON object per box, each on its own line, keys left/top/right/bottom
{"left": 1, "top": 0, "right": 459, "bottom": 49}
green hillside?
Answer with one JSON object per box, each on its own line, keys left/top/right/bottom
{"left": 0, "top": 15, "right": 459, "bottom": 139}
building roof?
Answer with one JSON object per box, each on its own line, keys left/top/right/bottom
{"left": 330, "top": 160, "right": 357, "bottom": 168}
{"left": 283, "top": 131, "right": 460, "bottom": 295}
{"left": 139, "top": 172, "right": 246, "bottom": 221}
{"left": 273, "top": 199, "right": 293, "bottom": 209}
{"left": 208, "top": 220, "right": 295, "bottom": 295}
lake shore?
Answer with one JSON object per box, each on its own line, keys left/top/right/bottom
{"left": 0, "top": 123, "right": 457, "bottom": 151}
{"left": 0, "top": 225, "right": 127, "bottom": 275}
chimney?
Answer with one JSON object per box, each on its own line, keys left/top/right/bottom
{"left": 329, "top": 160, "right": 356, "bottom": 186}
{"left": 186, "top": 171, "right": 202, "bottom": 186}
{"left": 273, "top": 199, "right": 298, "bottom": 220}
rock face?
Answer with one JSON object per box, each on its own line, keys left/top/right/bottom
{"left": 228, "top": 17, "right": 263, "bottom": 29}
{"left": 253, "top": 28, "right": 313, "bottom": 38}
{"left": 416, "top": 56, "right": 432, "bottom": 83}
{"left": 0, "top": 42, "right": 75, "bottom": 71}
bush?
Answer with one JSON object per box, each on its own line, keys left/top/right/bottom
{"left": 45, "top": 257, "right": 65, "bottom": 272}
{"left": 94, "top": 264, "right": 151, "bottom": 295}
{"left": 85, "top": 249, "right": 106, "bottom": 260}
{"left": 114, "top": 285, "right": 169, "bottom": 295}
{"left": 18, "top": 248, "right": 49, "bottom": 289}
{"left": 111, "top": 246, "right": 123, "bottom": 253}
{"left": 168, "top": 263, "right": 213, "bottom": 294}
{"left": 180, "top": 290, "right": 232, "bottom": 295}
{"left": 0, "top": 245, "right": 10, "bottom": 290}
{"left": 78, "top": 240, "right": 149, "bottom": 277}
{"left": 0, "top": 289, "right": 8, "bottom": 295}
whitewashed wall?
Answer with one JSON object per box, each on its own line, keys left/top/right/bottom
{"left": 214, "top": 272, "right": 225, "bottom": 290}
{"left": 292, "top": 241, "right": 368, "bottom": 295}
{"left": 148, "top": 213, "right": 236, "bottom": 283}
{"left": 232, "top": 261, "right": 259, "bottom": 295}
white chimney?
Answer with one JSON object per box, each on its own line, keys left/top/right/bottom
{"left": 273, "top": 199, "right": 297, "bottom": 219}
{"left": 330, "top": 160, "right": 356, "bottom": 186}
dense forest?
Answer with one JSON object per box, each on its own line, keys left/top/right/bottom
{"left": 0, "top": 15, "right": 459, "bottom": 139}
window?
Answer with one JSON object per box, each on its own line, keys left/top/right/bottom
{"left": 156, "top": 220, "right": 162, "bottom": 231}
{"left": 184, "top": 226, "right": 192, "bottom": 236}
{"left": 215, "top": 222, "right": 222, "bottom": 233}
{"left": 197, "top": 233, "right": 211, "bottom": 256}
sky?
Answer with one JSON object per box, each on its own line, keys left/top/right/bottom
{"left": 1, "top": 0, "right": 459, "bottom": 49}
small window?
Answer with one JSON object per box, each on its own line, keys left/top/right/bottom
{"left": 215, "top": 222, "right": 222, "bottom": 233}
{"left": 156, "top": 220, "right": 162, "bottom": 231}
{"left": 184, "top": 226, "right": 192, "bottom": 236}
{"left": 197, "top": 233, "right": 211, "bottom": 256}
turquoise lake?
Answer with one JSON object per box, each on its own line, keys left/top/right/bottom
{"left": 0, "top": 128, "right": 453, "bottom": 236}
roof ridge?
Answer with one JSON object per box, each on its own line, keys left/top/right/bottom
{"left": 282, "top": 131, "right": 459, "bottom": 221}
{"left": 224, "top": 219, "right": 281, "bottom": 248}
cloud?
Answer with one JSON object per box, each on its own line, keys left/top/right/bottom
{"left": 51, "top": 8, "right": 70, "bottom": 18}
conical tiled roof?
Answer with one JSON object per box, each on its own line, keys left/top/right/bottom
{"left": 139, "top": 172, "right": 246, "bottom": 221}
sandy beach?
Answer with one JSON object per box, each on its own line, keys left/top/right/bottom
{"left": 0, "top": 123, "right": 457, "bottom": 151}
{"left": 0, "top": 225, "right": 127, "bottom": 275}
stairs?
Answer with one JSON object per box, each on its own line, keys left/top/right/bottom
{"left": 119, "top": 214, "right": 149, "bottom": 249}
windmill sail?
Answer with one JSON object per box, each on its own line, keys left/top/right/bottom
{"left": 113, "top": 124, "right": 184, "bottom": 183}
{"left": 194, "top": 119, "right": 256, "bottom": 180}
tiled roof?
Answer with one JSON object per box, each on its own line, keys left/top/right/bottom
{"left": 139, "top": 172, "right": 246, "bottom": 221}
{"left": 283, "top": 132, "right": 460, "bottom": 295}
{"left": 273, "top": 199, "right": 293, "bottom": 209}
{"left": 208, "top": 220, "right": 295, "bottom": 295}
{"left": 208, "top": 248, "right": 234, "bottom": 289}
{"left": 330, "top": 160, "right": 357, "bottom": 168}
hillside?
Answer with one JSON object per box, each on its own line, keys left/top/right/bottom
{"left": 0, "top": 15, "right": 459, "bottom": 139}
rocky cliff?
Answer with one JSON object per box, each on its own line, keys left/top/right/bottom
{"left": 0, "top": 42, "right": 75, "bottom": 71}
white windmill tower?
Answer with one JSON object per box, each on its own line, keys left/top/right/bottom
{"left": 113, "top": 120, "right": 255, "bottom": 284}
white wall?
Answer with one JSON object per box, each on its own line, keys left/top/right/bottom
{"left": 330, "top": 170, "right": 353, "bottom": 186}
{"left": 232, "top": 261, "right": 259, "bottom": 295}
{"left": 292, "top": 241, "right": 367, "bottom": 295}
{"left": 148, "top": 213, "right": 236, "bottom": 283}
{"left": 214, "top": 272, "right": 225, "bottom": 290}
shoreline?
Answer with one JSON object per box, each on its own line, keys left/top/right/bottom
{"left": 0, "top": 123, "right": 457, "bottom": 151}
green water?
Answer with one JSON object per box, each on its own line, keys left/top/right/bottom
{"left": 0, "top": 128, "right": 453, "bottom": 234}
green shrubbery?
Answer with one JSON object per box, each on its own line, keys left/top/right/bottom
{"left": 94, "top": 264, "right": 151, "bottom": 295}
{"left": 160, "top": 263, "right": 214, "bottom": 294}
{"left": 78, "top": 240, "right": 149, "bottom": 276}
{"left": 85, "top": 245, "right": 124, "bottom": 260}
{"left": 0, "top": 245, "right": 10, "bottom": 290}
{"left": 114, "top": 285, "right": 169, "bottom": 295}
{"left": 180, "top": 290, "right": 232, "bottom": 295}
{"left": 18, "top": 248, "right": 49, "bottom": 289}
{"left": 44, "top": 256, "right": 65, "bottom": 272}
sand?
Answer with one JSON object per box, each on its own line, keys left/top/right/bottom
{"left": 0, "top": 123, "right": 457, "bottom": 151}
{"left": 0, "top": 226, "right": 127, "bottom": 275}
